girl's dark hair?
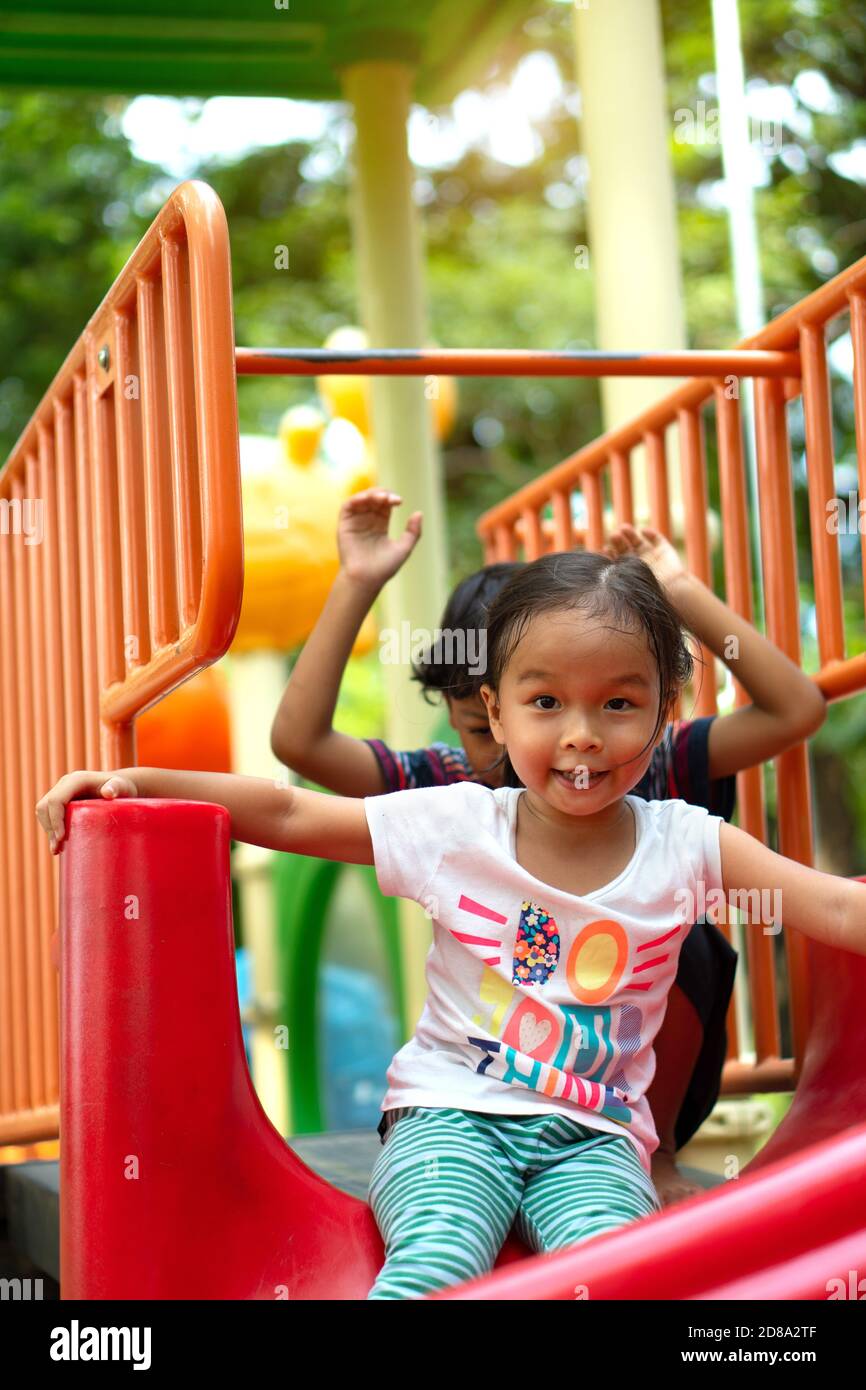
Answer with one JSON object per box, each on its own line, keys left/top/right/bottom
{"left": 411, "top": 561, "right": 523, "bottom": 703}
{"left": 482, "top": 550, "right": 699, "bottom": 788}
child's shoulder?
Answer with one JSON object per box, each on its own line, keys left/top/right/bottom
{"left": 379, "top": 775, "right": 497, "bottom": 810}
{"left": 634, "top": 794, "right": 716, "bottom": 827}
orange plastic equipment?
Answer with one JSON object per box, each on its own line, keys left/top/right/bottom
{"left": 135, "top": 665, "right": 232, "bottom": 773}
{"left": 59, "top": 796, "right": 866, "bottom": 1300}
{"left": 59, "top": 798, "right": 528, "bottom": 1300}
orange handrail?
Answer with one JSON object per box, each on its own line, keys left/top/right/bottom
{"left": 4, "top": 177, "right": 865, "bottom": 1145}
{"left": 0, "top": 180, "right": 243, "bottom": 1143}
{"left": 235, "top": 347, "right": 802, "bottom": 377}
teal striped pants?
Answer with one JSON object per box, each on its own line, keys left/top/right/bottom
{"left": 367, "top": 1106, "right": 662, "bottom": 1300}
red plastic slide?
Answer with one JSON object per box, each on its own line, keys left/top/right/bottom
{"left": 59, "top": 800, "right": 866, "bottom": 1300}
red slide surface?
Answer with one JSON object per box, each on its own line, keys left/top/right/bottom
{"left": 59, "top": 800, "right": 866, "bottom": 1300}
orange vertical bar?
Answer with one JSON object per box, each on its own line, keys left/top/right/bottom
{"left": 754, "top": 376, "right": 812, "bottom": 1071}
{"left": 494, "top": 523, "right": 517, "bottom": 562}
{"left": 0, "top": 476, "right": 26, "bottom": 1114}
{"left": 520, "top": 506, "right": 544, "bottom": 561}
{"left": 137, "top": 274, "right": 179, "bottom": 652}
{"left": 846, "top": 291, "right": 866, "bottom": 614}
{"left": 26, "top": 449, "right": 53, "bottom": 1107}
{"left": 36, "top": 427, "right": 62, "bottom": 1096}
{"left": 582, "top": 471, "right": 604, "bottom": 551}
{"left": 14, "top": 467, "right": 46, "bottom": 1108}
{"left": 551, "top": 489, "right": 572, "bottom": 552}
{"left": 113, "top": 309, "right": 152, "bottom": 673}
{"left": 715, "top": 385, "right": 776, "bottom": 1062}
{"left": 73, "top": 372, "right": 100, "bottom": 769}
{"left": 481, "top": 531, "right": 496, "bottom": 564}
{"left": 644, "top": 429, "right": 671, "bottom": 535}
{"left": 162, "top": 234, "right": 203, "bottom": 627}
{"left": 88, "top": 379, "right": 124, "bottom": 741}
{"left": 799, "top": 322, "right": 845, "bottom": 663}
{"left": 87, "top": 357, "right": 132, "bottom": 768}
{"left": 54, "top": 397, "right": 87, "bottom": 770}
{"left": 610, "top": 449, "right": 634, "bottom": 525}
{"left": 677, "top": 407, "right": 717, "bottom": 716}
{"left": 39, "top": 426, "right": 66, "bottom": 783}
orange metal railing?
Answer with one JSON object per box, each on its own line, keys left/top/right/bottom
{"left": 0, "top": 180, "right": 243, "bottom": 1143}
{"left": 477, "top": 257, "right": 866, "bottom": 1098}
{"left": 4, "top": 175, "right": 866, "bottom": 1143}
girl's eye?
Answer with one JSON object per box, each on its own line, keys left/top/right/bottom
{"left": 606, "top": 698, "right": 632, "bottom": 712}
{"left": 533, "top": 696, "right": 559, "bottom": 711}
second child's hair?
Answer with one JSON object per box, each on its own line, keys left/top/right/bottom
{"left": 482, "top": 551, "right": 698, "bottom": 788}
{"left": 411, "top": 561, "right": 522, "bottom": 703}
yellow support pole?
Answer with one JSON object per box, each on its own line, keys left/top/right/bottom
{"left": 343, "top": 61, "right": 449, "bottom": 1030}
{"left": 573, "top": 0, "right": 687, "bottom": 527}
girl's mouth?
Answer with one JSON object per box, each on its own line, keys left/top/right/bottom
{"left": 552, "top": 767, "right": 608, "bottom": 791}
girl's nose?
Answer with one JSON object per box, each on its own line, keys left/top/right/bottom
{"left": 560, "top": 717, "right": 602, "bottom": 752}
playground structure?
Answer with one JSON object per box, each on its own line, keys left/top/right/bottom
{"left": 1, "top": 178, "right": 865, "bottom": 1297}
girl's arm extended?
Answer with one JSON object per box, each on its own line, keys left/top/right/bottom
{"left": 35, "top": 768, "right": 373, "bottom": 864}
{"left": 270, "top": 488, "right": 422, "bottom": 796}
{"left": 719, "top": 820, "right": 866, "bottom": 956}
{"left": 605, "top": 524, "right": 827, "bottom": 779}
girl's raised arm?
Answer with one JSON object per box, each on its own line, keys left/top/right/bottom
{"left": 603, "top": 523, "right": 827, "bottom": 779}
{"left": 719, "top": 821, "right": 866, "bottom": 956}
{"left": 36, "top": 767, "right": 373, "bottom": 866}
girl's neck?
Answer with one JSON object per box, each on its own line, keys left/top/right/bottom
{"left": 520, "top": 787, "right": 633, "bottom": 846}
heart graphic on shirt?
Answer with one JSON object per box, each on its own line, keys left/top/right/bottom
{"left": 519, "top": 1013, "right": 552, "bottom": 1055}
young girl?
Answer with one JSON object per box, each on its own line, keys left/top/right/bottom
{"left": 37, "top": 550, "right": 864, "bottom": 1300}
{"left": 270, "top": 488, "right": 826, "bottom": 1206}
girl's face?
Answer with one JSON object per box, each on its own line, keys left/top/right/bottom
{"left": 480, "top": 606, "right": 670, "bottom": 818}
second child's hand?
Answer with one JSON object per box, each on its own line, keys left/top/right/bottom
{"left": 338, "top": 487, "right": 423, "bottom": 592}
{"left": 603, "top": 523, "right": 685, "bottom": 591}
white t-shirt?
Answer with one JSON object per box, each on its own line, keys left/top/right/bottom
{"left": 364, "top": 781, "right": 725, "bottom": 1175}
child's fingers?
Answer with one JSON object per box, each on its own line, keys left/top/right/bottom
{"left": 342, "top": 488, "right": 401, "bottom": 513}
{"left": 394, "top": 513, "right": 423, "bottom": 559}
{"left": 34, "top": 796, "right": 55, "bottom": 843}
{"left": 36, "top": 770, "right": 138, "bottom": 854}
{"left": 35, "top": 791, "right": 65, "bottom": 853}
{"left": 99, "top": 776, "right": 138, "bottom": 800}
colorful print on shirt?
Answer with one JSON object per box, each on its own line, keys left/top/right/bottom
{"left": 512, "top": 901, "right": 560, "bottom": 986}
{"left": 464, "top": 904, "right": 683, "bottom": 1128}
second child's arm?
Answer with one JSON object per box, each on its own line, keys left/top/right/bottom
{"left": 36, "top": 768, "right": 373, "bottom": 864}
{"left": 270, "top": 488, "right": 422, "bottom": 796}
{"left": 719, "top": 820, "right": 866, "bottom": 956}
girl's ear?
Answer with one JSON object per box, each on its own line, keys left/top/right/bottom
{"left": 479, "top": 683, "right": 506, "bottom": 745}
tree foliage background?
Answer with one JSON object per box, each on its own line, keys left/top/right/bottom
{"left": 1, "top": 0, "right": 865, "bottom": 868}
